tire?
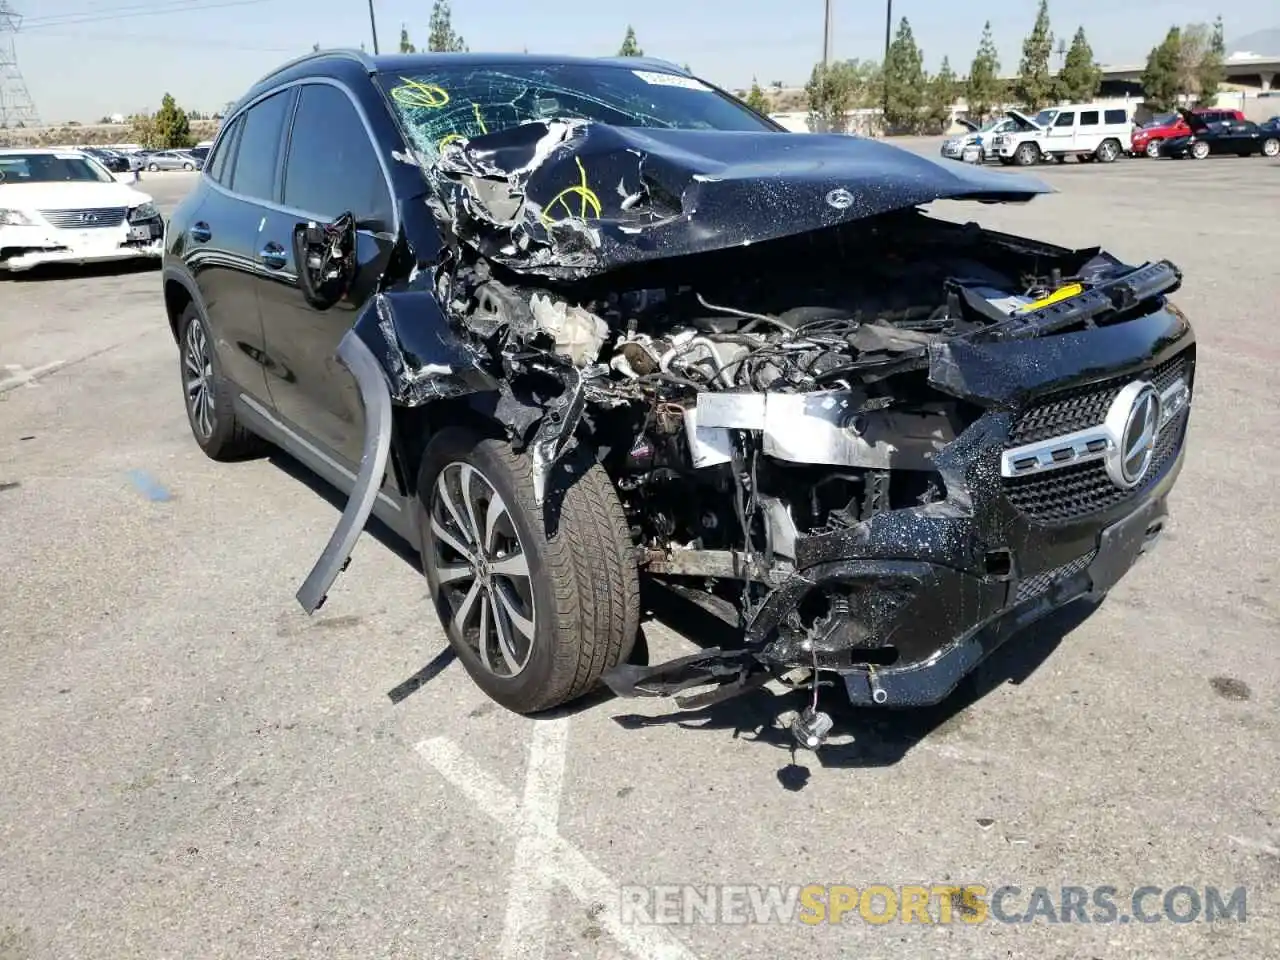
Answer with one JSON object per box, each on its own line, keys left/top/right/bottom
{"left": 183, "top": 162, "right": 194, "bottom": 171}
{"left": 1014, "top": 142, "right": 1040, "bottom": 166}
{"left": 1191, "top": 141, "right": 1210, "bottom": 160}
{"left": 417, "top": 427, "right": 640, "bottom": 714}
{"left": 1095, "top": 139, "right": 1120, "bottom": 163}
{"left": 176, "top": 303, "right": 266, "bottom": 461}
{"left": 1145, "top": 140, "right": 1162, "bottom": 158}
{"left": 148, "top": 162, "right": 159, "bottom": 172}
{"left": 1263, "top": 138, "right": 1280, "bottom": 158}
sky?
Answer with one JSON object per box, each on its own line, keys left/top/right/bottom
{"left": 12, "top": 0, "right": 1278, "bottom": 123}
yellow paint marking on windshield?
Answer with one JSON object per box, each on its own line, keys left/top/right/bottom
{"left": 391, "top": 78, "right": 450, "bottom": 109}
{"left": 472, "top": 102, "right": 489, "bottom": 135}
{"left": 540, "top": 157, "right": 602, "bottom": 225}
{"left": 438, "top": 133, "right": 466, "bottom": 150}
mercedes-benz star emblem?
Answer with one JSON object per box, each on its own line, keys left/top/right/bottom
{"left": 825, "top": 188, "right": 854, "bottom": 211}
{"left": 1103, "top": 381, "right": 1162, "bottom": 489}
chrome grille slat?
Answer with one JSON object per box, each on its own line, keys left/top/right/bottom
{"left": 39, "top": 207, "right": 126, "bottom": 229}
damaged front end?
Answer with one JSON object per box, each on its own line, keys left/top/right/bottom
{"left": 299, "top": 115, "right": 1195, "bottom": 746}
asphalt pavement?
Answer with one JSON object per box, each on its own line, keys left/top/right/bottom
{"left": 2, "top": 155, "right": 1278, "bottom": 960}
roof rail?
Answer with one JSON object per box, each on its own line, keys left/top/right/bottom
{"left": 595, "top": 55, "right": 689, "bottom": 74}
{"left": 251, "top": 47, "right": 377, "bottom": 88}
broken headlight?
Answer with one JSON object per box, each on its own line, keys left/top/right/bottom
{"left": 0, "top": 209, "right": 34, "bottom": 226}
{"left": 128, "top": 202, "right": 159, "bottom": 223}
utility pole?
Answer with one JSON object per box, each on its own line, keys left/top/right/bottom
{"left": 366, "top": 0, "right": 380, "bottom": 54}
{"left": 881, "top": 0, "right": 892, "bottom": 124}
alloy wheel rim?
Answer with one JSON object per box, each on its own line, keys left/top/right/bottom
{"left": 1265, "top": 140, "right": 1279, "bottom": 157}
{"left": 1100, "top": 142, "right": 1116, "bottom": 161}
{"left": 429, "top": 461, "right": 536, "bottom": 678}
{"left": 1146, "top": 141, "right": 1160, "bottom": 158}
{"left": 183, "top": 320, "right": 215, "bottom": 440}
{"left": 1193, "top": 142, "right": 1209, "bottom": 158}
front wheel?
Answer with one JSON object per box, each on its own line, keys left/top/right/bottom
{"left": 418, "top": 428, "right": 640, "bottom": 714}
{"left": 1145, "top": 140, "right": 1162, "bottom": 158}
{"left": 1262, "top": 138, "right": 1280, "bottom": 158}
{"left": 1015, "top": 142, "right": 1040, "bottom": 166}
{"left": 183, "top": 162, "right": 194, "bottom": 170}
{"left": 147, "top": 162, "right": 159, "bottom": 172}
{"left": 1191, "top": 141, "right": 1210, "bottom": 160}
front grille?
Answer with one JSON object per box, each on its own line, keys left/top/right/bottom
{"left": 1005, "top": 407, "right": 1188, "bottom": 523}
{"left": 1014, "top": 550, "right": 1098, "bottom": 604}
{"left": 39, "top": 207, "right": 126, "bottom": 229}
{"left": 1002, "top": 350, "right": 1192, "bottom": 524}
{"left": 1008, "top": 352, "right": 1189, "bottom": 446}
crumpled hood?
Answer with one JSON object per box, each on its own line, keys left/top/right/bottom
{"left": 427, "top": 119, "right": 1052, "bottom": 279}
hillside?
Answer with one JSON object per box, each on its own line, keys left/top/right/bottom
{"left": 1226, "top": 28, "right": 1280, "bottom": 55}
{"left": 0, "top": 120, "right": 223, "bottom": 149}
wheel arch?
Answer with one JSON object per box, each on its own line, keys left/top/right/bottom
{"left": 162, "top": 268, "right": 205, "bottom": 344}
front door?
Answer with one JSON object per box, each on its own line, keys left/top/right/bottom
{"left": 255, "top": 81, "right": 397, "bottom": 468}
{"left": 1045, "top": 110, "right": 1076, "bottom": 153}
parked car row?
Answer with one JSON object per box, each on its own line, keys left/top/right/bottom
{"left": 941, "top": 104, "right": 1279, "bottom": 167}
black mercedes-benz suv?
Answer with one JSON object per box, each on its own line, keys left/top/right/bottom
{"left": 162, "top": 50, "right": 1194, "bottom": 746}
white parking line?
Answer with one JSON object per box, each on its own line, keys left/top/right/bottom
{"left": 0, "top": 360, "right": 68, "bottom": 394}
{"left": 417, "top": 735, "right": 701, "bottom": 960}
{"left": 500, "top": 717, "right": 569, "bottom": 960}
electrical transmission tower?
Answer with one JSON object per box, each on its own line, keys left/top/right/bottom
{"left": 0, "top": 1, "right": 41, "bottom": 129}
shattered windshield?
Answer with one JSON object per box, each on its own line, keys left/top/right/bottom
{"left": 0, "top": 152, "right": 114, "bottom": 184}
{"left": 377, "top": 62, "right": 778, "bottom": 163}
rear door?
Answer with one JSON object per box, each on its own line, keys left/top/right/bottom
{"left": 255, "top": 80, "right": 398, "bottom": 468}
{"left": 1076, "top": 109, "right": 1100, "bottom": 150}
{"left": 186, "top": 90, "right": 294, "bottom": 401}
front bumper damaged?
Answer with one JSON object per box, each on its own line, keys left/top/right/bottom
{"left": 605, "top": 297, "right": 1195, "bottom": 710}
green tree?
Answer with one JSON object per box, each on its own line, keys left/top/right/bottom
{"left": 744, "top": 78, "right": 770, "bottom": 114}
{"left": 1197, "top": 15, "right": 1225, "bottom": 104}
{"left": 882, "top": 17, "right": 925, "bottom": 131}
{"left": 618, "top": 25, "right": 642, "bottom": 57}
{"left": 140, "top": 93, "right": 192, "bottom": 149}
{"left": 924, "top": 57, "right": 958, "bottom": 132}
{"left": 428, "top": 0, "right": 467, "bottom": 52}
{"left": 1015, "top": 0, "right": 1056, "bottom": 110}
{"left": 1056, "top": 26, "right": 1101, "bottom": 102}
{"left": 805, "top": 59, "right": 878, "bottom": 133}
{"left": 1142, "top": 26, "right": 1182, "bottom": 111}
{"left": 399, "top": 25, "right": 416, "bottom": 53}
{"left": 967, "top": 21, "right": 1002, "bottom": 121}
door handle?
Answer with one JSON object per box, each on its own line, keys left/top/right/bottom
{"left": 259, "top": 242, "right": 287, "bottom": 270}
{"left": 190, "top": 221, "right": 211, "bottom": 243}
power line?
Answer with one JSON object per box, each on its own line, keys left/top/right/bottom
{"left": 25, "top": 27, "right": 298, "bottom": 52}
{"left": 24, "top": 0, "right": 283, "bottom": 30}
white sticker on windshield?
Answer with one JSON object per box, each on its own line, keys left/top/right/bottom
{"left": 55, "top": 153, "right": 84, "bottom": 159}
{"left": 632, "top": 70, "right": 711, "bottom": 91}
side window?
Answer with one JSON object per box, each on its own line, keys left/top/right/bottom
{"left": 208, "top": 119, "right": 241, "bottom": 184}
{"left": 1104, "top": 109, "right": 1127, "bottom": 125}
{"left": 1054, "top": 111, "right": 1075, "bottom": 128}
{"left": 228, "top": 89, "right": 292, "bottom": 201}
{"left": 282, "top": 83, "right": 392, "bottom": 227}
{"left": 1079, "top": 110, "right": 1099, "bottom": 126}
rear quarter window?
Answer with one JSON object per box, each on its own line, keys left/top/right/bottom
{"left": 1080, "top": 110, "right": 1099, "bottom": 125}
{"left": 1104, "top": 109, "right": 1127, "bottom": 124}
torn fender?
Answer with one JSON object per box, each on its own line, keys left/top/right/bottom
{"left": 296, "top": 290, "right": 499, "bottom": 614}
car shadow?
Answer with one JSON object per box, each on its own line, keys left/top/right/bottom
{"left": 261, "top": 442, "right": 1103, "bottom": 761}
{"left": 6, "top": 259, "right": 161, "bottom": 283}
{"left": 611, "top": 585, "right": 1103, "bottom": 784}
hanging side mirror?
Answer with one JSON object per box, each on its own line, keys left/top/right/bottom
{"left": 292, "top": 211, "right": 357, "bottom": 310}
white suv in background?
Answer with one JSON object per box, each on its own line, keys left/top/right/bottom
{"left": 0, "top": 148, "right": 165, "bottom": 273}
{"left": 992, "top": 103, "right": 1135, "bottom": 165}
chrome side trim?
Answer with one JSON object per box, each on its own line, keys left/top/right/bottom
{"left": 296, "top": 329, "right": 394, "bottom": 614}
{"left": 1000, "top": 376, "right": 1190, "bottom": 480}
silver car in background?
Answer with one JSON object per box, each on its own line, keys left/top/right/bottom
{"left": 940, "top": 116, "right": 1019, "bottom": 163}
{"left": 143, "top": 150, "right": 203, "bottom": 172}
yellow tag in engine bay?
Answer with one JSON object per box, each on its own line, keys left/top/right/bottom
{"left": 1019, "top": 282, "right": 1085, "bottom": 312}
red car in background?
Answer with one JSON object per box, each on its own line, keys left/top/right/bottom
{"left": 1132, "top": 107, "right": 1246, "bottom": 157}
